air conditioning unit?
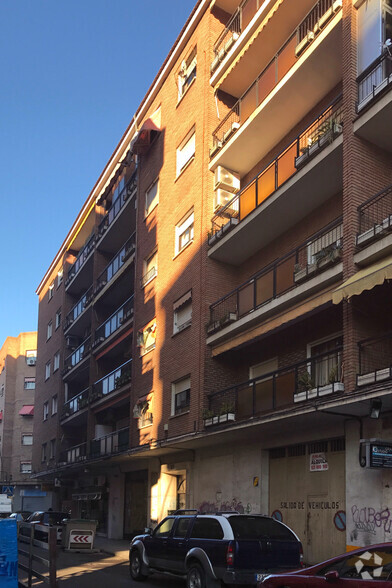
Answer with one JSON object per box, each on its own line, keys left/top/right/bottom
{"left": 66, "top": 336, "right": 79, "bottom": 349}
{"left": 214, "top": 166, "right": 240, "bottom": 193}
{"left": 27, "top": 358, "right": 36, "bottom": 366}
{"left": 214, "top": 189, "right": 239, "bottom": 214}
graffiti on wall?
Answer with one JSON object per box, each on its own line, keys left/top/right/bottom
{"left": 197, "top": 498, "right": 252, "bottom": 514}
{"left": 350, "top": 505, "right": 392, "bottom": 542}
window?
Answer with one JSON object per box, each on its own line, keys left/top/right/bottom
{"left": 57, "top": 268, "right": 63, "bottom": 287}
{"left": 142, "top": 250, "right": 157, "bottom": 287}
{"left": 26, "top": 350, "right": 37, "bottom": 366}
{"left": 172, "top": 376, "right": 190, "bottom": 416}
{"left": 53, "top": 352, "right": 60, "bottom": 372}
{"left": 20, "top": 462, "right": 32, "bottom": 474}
{"left": 43, "top": 402, "right": 49, "bottom": 421}
{"left": 55, "top": 308, "right": 61, "bottom": 330}
{"left": 41, "top": 443, "right": 47, "bottom": 462}
{"left": 137, "top": 320, "right": 157, "bottom": 356}
{"left": 307, "top": 335, "right": 343, "bottom": 388}
{"left": 24, "top": 377, "right": 35, "bottom": 390}
{"left": 175, "top": 210, "right": 194, "bottom": 255}
{"left": 176, "top": 128, "right": 195, "bottom": 176}
{"left": 174, "top": 517, "right": 192, "bottom": 538}
{"left": 22, "top": 434, "right": 33, "bottom": 446}
{"left": 153, "top": 517, "right": 175, "bottom": 538}
{"left": 178, "top": 48, "right": 197, "bottom": 100}
{"left": 45, "top": 361, "right": 51, "bottom": 381}
{"left": 133, "top": 393, "right": 153, "bottom": 428}
{"left": 52, "top": 395, "right": 58, "bottom": 415}
{"left": 249, "top": 358, "right": 278, "bottom": 381}
{"left": 50, "top": 439, "right": 56, "bottom": 460}
{"left": 145, "top": 179, "right": 159, "bottom": 217}
{"left": 190, "top": 518, "right": 224, "bottom": 540}
{"left": 173, "top": 291, "right": 192, "bottom": 334}
{"left": 48, "top": 282, "right": 54, "bottom": 301}
{"left": 47, "top": 321, "right": 52, "bottom": 341}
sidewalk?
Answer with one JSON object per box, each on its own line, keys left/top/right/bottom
{"left": 93, "top": 535, "right": 130, "bottom": 559}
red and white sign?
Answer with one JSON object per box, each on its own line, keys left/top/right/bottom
{"left": 70, "top": 531, "right": 93, "bottom": 544}
{"left": 310, "top": 452, "right": 329, "bottom": 472}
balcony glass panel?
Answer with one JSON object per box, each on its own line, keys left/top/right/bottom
{"left": 277, "top": 143, "right": 297, "bottom": 188}
{"left": 92, "top": 359, "right": 132, "bottom": 402}
{"left": 240, "top": 85, "right": 257, "bottom": 123}
{"left": 241, "top": 0, "right": 257, "bottom": 30}
{"left": 277, "top": 35, "right": 297, "bottom": 83}
{"left": 257, "top": 163, "right": 275, "bottom": 206}
{"left": 257, "top": 61, "right": 276, "bottom": 104}
{"left": 275, "top": 371, "right": 296, "bottom": 407}
{"left": 238, "top": 282, "right": 254, "bottom": 317}
{"left": 275, "top": 254, "right": 296, "bottom": 296}
{"left": 255, "top": 378, "right": 273, "bottom": 412}
{"left": 255, "top": 269, "right": 274, "bottom": 306}
{"left": 237, "top": 385, "right": 253, "bottom": 418}
{"left": 239, "top": 180, "right": 256, "bottom": 220}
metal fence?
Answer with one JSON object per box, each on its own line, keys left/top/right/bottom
{"left": 94, "top": 296, "right": 134, "bottom": 346}
{"left": 91, "top": 359, "right": 132, "bottom": 403}
{"left": 357, "top": 183, "right": 392, "bottom": 246}
{"left": 358, "top": 332, "right": 392, "bottom": 381}
{"left": 95, "top": 232, "right": 135, "bottom": 295}
{"left": 61, "top": 388, "right": 89, "bottom": 420}
{"left": 18, "top": 525, "right": 57, "bottom": 587}
{"left": 357, "top": 51, "right": 392, "bottom": 111}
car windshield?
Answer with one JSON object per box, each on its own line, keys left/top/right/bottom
{"left": 227, "top": 516, "right": 297, "bottom": 541}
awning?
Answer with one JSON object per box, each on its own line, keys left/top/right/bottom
{"left": 332, "top": 254, "right": 392, "bottom": 305}
{"left": 130, "top": 118, "right": 160, "bottom": 155}
{"left": 19, "top": 405, "right": 34, "bottom": 416}
{"left": 173, "top": 290, "right": 192, "bottom": 311}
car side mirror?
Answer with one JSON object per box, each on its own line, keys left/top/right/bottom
{"left": 144, "top": 527, "right": 152, "bottom": 535}
{"left": 325, "top": 570, "right": 339, "bottom": 582}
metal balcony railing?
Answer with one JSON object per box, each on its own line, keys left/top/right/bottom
{"left": 93, "top": 296, "right": 134, "bottom": 347}
{"left": 95, "top": 233, "right": 136, "bottom": 295}
{"left": 211, "top": 0, "right": 338, "bottom": 153}
{"left": 65, "top": 232, "right": 95, "bottom": 287}
{"left": 61, "top": 388, "right": 89, "bottom": 420}
{"left": 63, "top": 336, "right": 91, "bottom": 375}
{"left": 208, "top": 218, "right": 342, "bottom": 334}
{"left": 90, "top": 427, "right": 129, "bottom": 459}
{"left": 357, "top": 332, "right": 392, "bottom": 387}
{"left": 64, "top": 286, "right": 93, "bottom": 331}
{"left": 209, "top": 96, "right": 343, "bottom": 242}
{"left": 91, "top": 359, "right": 132, "bottom": 403}
{"left": 207, "top": 347, "right": 343, "bottom": 422}
{"left": 97, "top": 172, "right": 137, "bottom": 239}
{"left": 357, "top": 184, "right": 392, "bottom": 247}
{"left": 357, "top": 50, "right": 392, "bottom": 111}
{"left": 59, "top": 442, "right": 87, "bottom": 465}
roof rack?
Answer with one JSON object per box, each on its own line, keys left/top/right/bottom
{"left": 172, "top": 509, "right": 199, "bottom": 515}
{"left": 215, "top": 510, "right": 240, "bottom": 515}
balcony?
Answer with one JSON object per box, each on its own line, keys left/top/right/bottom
{"left": 61, "top": 388, "right": 89, "bottom": 421}
{"left": 90, "top": 359, "right": 132, "bottom": 404}
{"left": 210, "top": 0, "right": 342, "bottom": 175}
{"left": 97, "top": 172, "right": 137, "bottom": 254}
{"left": 207, "top": 347, "right": 344, "bottom": 425}
{"left": 59, "top": 442, "right": 87, "bottom": 466}
{"left": 354, "top": 52, "right": 392, "bottom": 153}
{"left": 209, "top": 97, "right": 343, "bottom": 264}
{"left": 64, "top": 286, "right": 93, "bottom": 333}
{"left": 93, "top": 296, "right": 134, "bottom": 349}
{"left": 65, "top": 232, "right": 95, "bottom": 293}
{"left": 207, "top": 219, "right": 342, "bottom": 344}
{"left": 90, "top": 427, "right": 129, "bottom": 459}
{"left": 62, "top": 336, "right": 91, "bottom": 378}
{"left": 355, "top": 184, "right": 392, "bottom": 267}
{"left": 357, "top": 332, "right": 392, "bottom": 388}
{"left": 95, "top": 233, "right": 136, "bottom": 298}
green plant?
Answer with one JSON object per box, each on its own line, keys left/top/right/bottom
{"left": 220, "top": 400, "right": 235, "bottom": 415}
{"left": 202, "top": 408, "right": 214, "bottom": 420}
{"left": 328, "top": 365, "right": 339, "bottom": 384}
{"left": 297, "top": 370, "right": 314, "bottom": 391}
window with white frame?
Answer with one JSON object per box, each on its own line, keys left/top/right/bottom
{"left": 55, "top": 308, "right": 61, "bottom": 330}
{"left": 176, "top": 128, "right": 195, "bottom": 176}
{"left": 24, "top": 377, "right": 35, "bottom": 390}
{"left": 52, "top": 395, "right": 58, "bottom": 415}
{"left": 57, "top": 268, "right": 63, "bottom": 287}
{"left": 47, "top": 321, "right": 52, "bottom": 340}
{"left": 48, "top": 282, "right": 54, "bottom": 301}
{"left": 53, "top": 352, "right": 60, "bottom": 372}
{"left": 45, "top": 361, "right": 50, "bottom": 381}
{"left": 307, "top": 334, "right": 343, "bottom": 388}
{"left": 249, "top": 358, "right": 278, "bottom": 381}
{"left": 173, "top": 291, "right": 192, "bottom": 334}
{"left": 175, "top": 210, "right": 194, "bottom": 255}
{"left": 133, "top": 393, "right": 153, "bottom": 428}
{"left": 22, "top": 434, "right": 33, "bottom": 446}
{"left": 137, "top": 320, "right": 157, "bottom": 356}
{"left": 20, "top": 462, "right": 32, "bottom": 474}
{"left": 43, "top": 402, "right": 49, "bottom": 421}
{"left": 142, "top": 249, "right": 157, "bottom": 287}
{"left": 178, "top": 48, "right": 197, "bottom": 100}
{"left": 145, "top": 179, "right": 159, "bottom": 217}
{"left": 171, "top": 376, "right": 191, "bottom": 416}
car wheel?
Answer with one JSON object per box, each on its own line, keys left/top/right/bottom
{"left": 187, "top": 563, "right": 207, "bottom": 588}
{"left": 129, "top": 550, "right": 147, "bottom": 581}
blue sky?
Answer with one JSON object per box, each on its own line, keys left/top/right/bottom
{"left": 0, "top": 0, "right": 196, "bottom": 345}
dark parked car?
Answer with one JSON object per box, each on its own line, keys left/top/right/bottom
{"left": 261, "top": 543, "right": 392, "bottom": 586}
{"left": 129, "top": 510, "right": 303, "bottom": 587}
{"left": 20, "top": 511, "right": 70, "bottom": 543}
{"left": 8, "top": 511, "right": 31, "bottom": 522}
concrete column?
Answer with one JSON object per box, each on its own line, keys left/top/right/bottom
{"left": 107, "top": 471, "right": 125, "bottom": 539}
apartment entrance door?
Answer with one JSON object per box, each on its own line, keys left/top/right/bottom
{"left": 124, "top": 470, "right": 148, "bottom": 538}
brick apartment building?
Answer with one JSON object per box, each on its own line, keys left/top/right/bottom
{"left": 0, "top": 333, "right": 49, "bottom": 511}
{"left": 32, "top": 0, "right": 392, "bottom": 561}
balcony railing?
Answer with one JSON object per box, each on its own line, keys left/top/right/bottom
{"left": 141, "top": 266, "right": 157, "bottom": 288}
{"left": 357, "top": 51, "right": 392, "bottom": 112}
{"left": 208, "top": 218, "right": 342, "bottom": 334}
{"left": 90, "top": 427, "right": 129, "bottom": 459}
{"left": 59, "top": 442, "right": 87, "bottom": 465}
{"left": 207, "top": 347, "right": 343, "bottom": 422}
{"left": 97, "top": 172, "right": 137, "bottom": 239}
{"left": 211, "top": 0, "right": 339, "bottom": 153}
{"left": 209, "top": 96, "right": 343, "bottom": 243}
{"left": 95, "top": 233, "right": 136, "bottom": 295}
{"left": 91, "top": 359, "right": 132, "bottom": 403}
{"left": 65, "top": 232, "right": 95, "bottom": 287}
{"left": 357, "top": 332, "right": 392, "bottom": 387}
{"left": 64, "top": 286, "right": 93, "bottom": 331}
{"left": 357, "top": 183, "right": 392, "bottom": 247}
{"left": 61, "top": 388, "right": 89, "bottom": 420}
{"left": 62, "top": 336, "right": 91, "bottom": 375}
{"left": 93, "top": 296, "right": 134, "bottom": 347}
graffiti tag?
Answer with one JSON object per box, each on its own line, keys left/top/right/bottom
{"left": 351, "top": 505, "right": 392, "bottom": 535}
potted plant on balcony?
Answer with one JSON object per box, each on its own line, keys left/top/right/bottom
{"left": 220, "top": 311, "right": 238, "bottom": 328}
{"left": 293, "top": 263, "right": 308, "bottom": 284}
{"left": 314, "top": 242, "right": 342, "bottom": 270}
{"left": 218, "top": 401, "right": 235, "bottom": 423}
{"left": 295, "top": 370, "right": 315, "bottom": 402}
{"left": 202, "top": 408, "right": 215, "bottom": 427}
